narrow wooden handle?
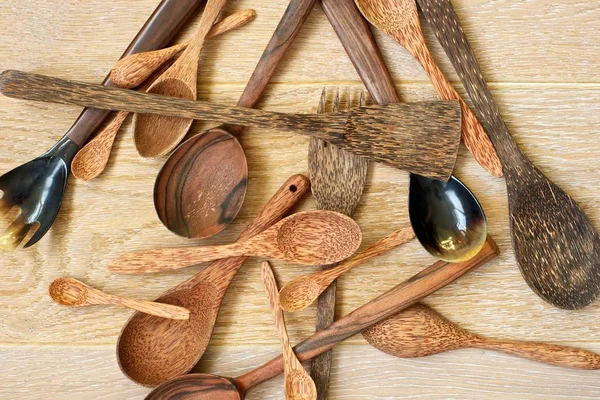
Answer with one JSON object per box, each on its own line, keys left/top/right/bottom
{"left": 181, "top": 0, "right": 227, "bottom": 60}
{"left": 108, "top": 296, "right": 191, "bottom": 320}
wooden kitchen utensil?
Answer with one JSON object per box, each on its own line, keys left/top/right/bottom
{"left": 109, "top": 210, "right": 362, "bottom": 274}
{"left": 133, "top": 0, "right": 227, "bottom": 158}
{"left": 145, "top": 237, "right": 500, "bottom": 399}
{"left": 354, "top": 0, "right": 502, "bottom": 177}
{"left": 49, "top": 277, "right": 190, "bottom": 320}
{"left": 280, "top": 227, "right": 415, "bottom": 312}
{"left": 111, "top": 9, "right": 256, "bottom": 89}
{"left": 117, "top": 175, "right": 310, "bottom": 387}
{"left": 0, "top": 70, "right": 463, "bottom": 182}
{"left": 416, "top": 0, "right": 600, "bottom": 310}
{"left": 261, "top": 262, "right": 317, "bottom": 400}
{"left": 364, "top": 303, "right": 600, "bottom": 369}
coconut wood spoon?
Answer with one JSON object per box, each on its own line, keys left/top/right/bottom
{"left": 111, "top": 9, "right": 256, "bottom": 89}
{"left": 145, "top": 237, "right": 500, "bottom": 399}
{"left": 261, "top": 262, "right": 317, "bottom": 400}
{"left": 49, "top": 278, "right": 190, "bottom": 320}
{"left": 133, "top": 0, "right": 227, "bottom": 158}
{"left": 279, "top": 226, "right": 415, "bottom": 312}
{"left": 109, "top": 211, "right": 362, "bottom": 274}
{"left": 364, "top": 303, "right": 600, "bottom": 370}
{"left": 354, "top": 0, "right": 501, "bottom": 177}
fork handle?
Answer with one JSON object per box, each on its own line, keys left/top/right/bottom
{"left": 64, "top": 0, "right": 204, "bottom": 147}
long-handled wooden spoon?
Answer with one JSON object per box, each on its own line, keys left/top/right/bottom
{"left": 279, "top": 226, "right": 415, "bottom": 312}
{"left": 109, "top": 210, "right": 362, "bottom": 274}
{"left": 145, "top": 237, "right": 500, "bottom": 399}
{"left": 415, "top": 0, "right": 600, "bottom": 310}
{"left": 261, "top": 262, "right": 317, "bottom": 400}
{"left": 49, "top": 277, "right": 190, "bottom": 320}
{"left": 364, "top": 303, "right": 600, "bottom": 369}
{"left": 111, "top": 9, "right": 256, "bottom": 89}
{"left": 133, "top": 0, "right": 227, "bottom": 158}
{"left": 354, "top": 0, "right": 502, "bottom": 177}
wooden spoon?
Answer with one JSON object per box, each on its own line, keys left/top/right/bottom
{"left": 354, "top": 0, "right": 502, "bottom": 177}
{"left": 109, "top": 210, "right": 362, "bottom": 274}
{"left": 261, "top": 262, "right": 317, "bottom": 400}
{"left": 279, "top": 226, "right": 415, "bottom": 312}
{"left": 111, "top": 9, "right": 256, "bottom": 89}
{"left": 145, "top": 237, "right": 500, "bottom": 399}
{"left": 133, "top": 0, "right": 227, "bottom": 158}
{"left": 49, "top": 277, "right": 189, "bottom": 320}
{"left": 415, "top": 0, "right": 600, "bottom": 310}
{"left": 364, "top": 303, "right": 600, "bottom": 369}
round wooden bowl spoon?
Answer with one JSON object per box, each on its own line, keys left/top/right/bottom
{"left": 109, "top": 210, "right": 362, "bottom": 274}
{"left": 363, "top": 303, "right": 600, "bottom": 370}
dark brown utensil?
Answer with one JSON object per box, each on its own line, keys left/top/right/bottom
{"left": 117, "top": 174, "right": 310, "bottom": 387}
{"left": 416, "top": 0, "right": 600, "bottom": 310}
{"left": 0, "top": 0, "right": 204, "bottom": 250}
{"left": 145, "top": 237, "right": 500, "bottom": 400}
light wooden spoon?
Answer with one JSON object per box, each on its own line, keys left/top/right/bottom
{"left": 261, "top": 262, "right": 317, "bottom": 400}
{"left": 110, "top": 210, "right": 362, "bottom": 274}
{"left": 354, "top": 0, "right": 502, "bottom": 177}
{"left": 364, "top": 303, "right": 600, "bottom": 370}
{"left": 279, "top": 227, "right": 415, "bottom": 312}
{"left": 133, "top": 0, "right": 227, "bottom": 158}
{"left": 49, "top": 277, "right": 190, "bottom": 320}
{"left": 111, "top": 9, "right": 257, "bottom": 89}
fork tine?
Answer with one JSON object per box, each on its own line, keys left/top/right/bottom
{"left": 318, "top": 88, "right": 326, "bottom": 114}
{"left": 0, "top": 214, "right": 32, "bottom": 252}
{"left": 333, "top": 88, "right": 340, "bottom": 113}
{"left": 359, "top": 91, "right": 366, "bottom": 107}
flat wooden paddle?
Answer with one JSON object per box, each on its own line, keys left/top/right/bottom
{"left": 0, "top": 70, "right": 462, "bottom": 181}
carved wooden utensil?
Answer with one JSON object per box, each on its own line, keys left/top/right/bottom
{"left": 49, "top": 278, "right": 190, "bottom": 320}
{"left": 416, "top": 0, "right": 600, "bottom": 310}
{"left": 145, "top": 237, "right": 500, "bottom": 400}
{"left": 0, "top": 70, "right": 462, "bottom": 182}
{"left": 280, "top": 226, "right": 415, "bottom": 312}
{"left": 133, "top": 0, "right": 227, "bottom": 158}
{"left": 364, "top": 303, "right": 600, "bottom": 369}
{"left": 261, "top": 262, "right": 317, "bottom": 400}
{"left": 109, "top": 210, "right": 362, "bottom": 274}
{"left": 354, "top": 0, "right": 502, "bottom": 177}
{"left": 117, "top": 175, "right": 310, "bottom": 387}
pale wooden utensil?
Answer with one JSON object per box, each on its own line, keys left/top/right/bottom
{"left": 261, "top": 262, "right": 317, "bottom": 400}
{"left": 133, "top": 0, "right": 227, "bottom": 158}
{"left": 280, "top": 226, "right": 415, "bottom": 312}
{"left": 49, "top": 277, "right": 189, "bottom": 320}
{"left": 364, "top": 303, "right": 600, "bottom": 369}
{"left": 109, "top": 210, "right": 362, "bottom": 274}
{"left": 111, "top": 9, "right": 256, "bottom": 89}
{"left": 354, "top": 0, "right": 502, "bottom": 177}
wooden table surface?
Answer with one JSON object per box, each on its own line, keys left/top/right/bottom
{"left": 1, "top": 0, "right": 599, "bottom": 398}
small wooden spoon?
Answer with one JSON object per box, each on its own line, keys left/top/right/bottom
{"left": 261, "top": 262, "right": 317, "bottom": 400}
{"left": 354, "top": 0, "right": 502, "bottom": 177}
{"left": 364, "top": 303, "right": 600, "bottom": 370}
{"left": 111, "top": 9, "right": 257, "bottom": 89}
{"left": 279, "top": 227, "right": 415, "bottom": 312}
{"left": 133, "top": 0, "right": 227, "bottom": 158}
{"left": 110, "top": 210, "right": 362, "bottom": 274}
{"left": 49, "top": 277, "right": 189, "bottom": 320}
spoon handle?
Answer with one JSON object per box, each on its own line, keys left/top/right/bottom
{"left": 88, "top": 291, "right": 190, "bottom": 320}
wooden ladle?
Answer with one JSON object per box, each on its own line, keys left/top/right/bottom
{"left": 133, "top": 0, "right": 227, "bottom": 158}
{"left": 49, "top": 277, "right": 189, "bottom": 320}
{"left": 145, "top": 237, "right": 500, "bottom": 399}
{"left": 261, "top": 262, "right": 317, "bottom": 400}
{"left": 279, "top": 226, "right": 415, "bottom": 312}
{"left": 363, "top": 303, "right": 600, "bottom": 370}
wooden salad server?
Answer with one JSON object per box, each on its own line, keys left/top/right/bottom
{"left": 145, "top": 237, "right": 500, "bottom": 400}
{"left": 415, "top": 0, "right": 600, "bottom": 310}
{"left": 364, "top": 303, "right": 600, "bottom": 370}
{"left": 49, "top": 278, "right": 190, "bottom": 320}
{"left": 0, "top": 70, "right": 463, "bottom": 181}
{"left": 109, "top": 210, "right": 362, "bottom": 274}
{"left": 279, "top": 226, "right": 415, "bottom": 312}
{"left": 261, "top": 262, "right": 317, "bottom": 400}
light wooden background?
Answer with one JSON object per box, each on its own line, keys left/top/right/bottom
{"left": 1, "top": 0, "right": 599, "bottom": 398}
